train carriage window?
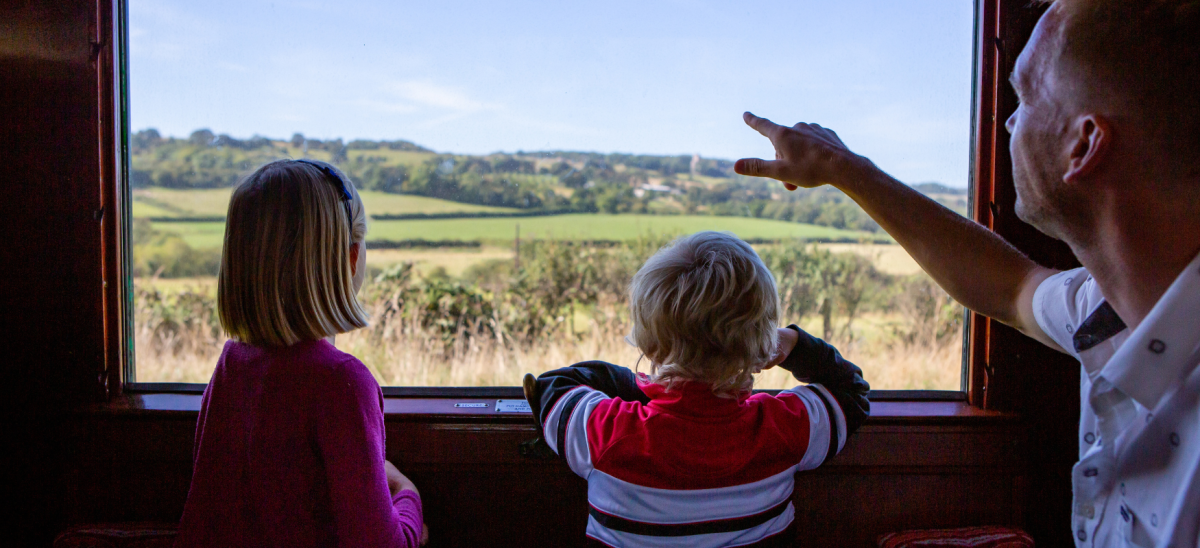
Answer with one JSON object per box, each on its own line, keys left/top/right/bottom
{"left": 125, "top": 0, "right": 975, "bottom": 392}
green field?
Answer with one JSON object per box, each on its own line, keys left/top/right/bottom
{"left": 154, "top": 214, "right": 881, "bottom": 250}
{"left": 132, "top": 187, "right": 517, "bottom": 218}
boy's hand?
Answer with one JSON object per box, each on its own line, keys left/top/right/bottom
{"left": 765, "top": 326, "right": 800, "bottom": 369}
{"left": 384, "top": 459, "right": 419, "bottom": 497}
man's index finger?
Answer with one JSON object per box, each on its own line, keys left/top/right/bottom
{"left": 743, "top": 111, "right": 783, "bottom": 139}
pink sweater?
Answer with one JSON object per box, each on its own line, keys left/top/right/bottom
{"left": 176, "top": 340, "right": 423, "bottom": 548}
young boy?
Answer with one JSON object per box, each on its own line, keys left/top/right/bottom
{"left": 529, "top": 231, "right": 869, "bottom": 548}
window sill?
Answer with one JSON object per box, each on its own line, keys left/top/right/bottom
{"left": 87, "top": 392, "right": 1015, "bottom": 426}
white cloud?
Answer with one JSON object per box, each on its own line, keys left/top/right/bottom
{"left": 354, "top": 99, "right": 419, "bottom": 115}
{"left": 387, "top": 80, "right": 497, "bottom": 112}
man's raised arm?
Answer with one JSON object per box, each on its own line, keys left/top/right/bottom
{"left": 735, "top": 112, "right": 1063, "bottom": 352}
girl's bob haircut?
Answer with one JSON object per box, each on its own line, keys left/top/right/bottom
{"left": 629, "top": 231, "right": 780, "bottom": 396}
{"left": 218, "top": 159, "right": 369, "bottom": 347}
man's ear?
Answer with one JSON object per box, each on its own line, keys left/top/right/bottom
{"left": 1063, "top": 115, "right": 1111, "bottom": 185}
{"left": 350, "top": 241, "right": 360, "bottom": 277}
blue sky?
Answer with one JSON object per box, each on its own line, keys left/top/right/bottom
{"left": 130, "top": 0, "right": 975, "bottom": 187}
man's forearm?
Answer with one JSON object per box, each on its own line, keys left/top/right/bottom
{"left": 837, "top": 158, "right": 1044, "bottom": 328}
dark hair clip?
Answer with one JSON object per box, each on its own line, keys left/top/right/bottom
{"left": 295, "top": 159, "right": 352, "bottom": 201}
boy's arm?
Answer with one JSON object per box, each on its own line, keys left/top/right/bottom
{"left": 532, "top": 361, "right": 649, "bottom": 477}
{"left": 775, "top": 324, "right": 870, "bottom": 433}
{"left": 773, "top": 325, "right": 870, "bottom": 468}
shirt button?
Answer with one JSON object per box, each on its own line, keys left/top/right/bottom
{"left": 1148, "top": 339, "right": 1167, "bottom": 354}
{"left": 1077, "top": 529, "right": 1087, "bottom": 541}
{"left": 1066, "top": 324, "right": 1075, "bottom": 334}
{"left": 1147, "top": 413, "right": 1154, "bottom": 423}
{"left": 1084, "top": 432, "right": 1096, "bottom": 444}
{"left": 1170, "top": 432, "right": 1181, "bottom": 447}
{"left": 1151, "top": 514, "right": 1158, "bottom": 527}
{"left": 1083, "top": 467, "right": 1099, "bottom": 477}
{"left": 1120, "top": 482, "right": 1126, "bottom": 496}
{"left": 1077, "top": 503, "right": 1095, "bottom": 519}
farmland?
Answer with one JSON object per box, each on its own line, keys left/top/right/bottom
{"left": 130, "top": 131, "right": 967, "bottom": 391}
{"left": 133, "top": 187, "right": 517, "bottom": 219}
{"left": 151, "top": 214, "right": 880, "bottom": 251}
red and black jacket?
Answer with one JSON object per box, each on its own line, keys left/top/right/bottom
{"left": 532, "top": 325, "right": 870, "bottom": 547}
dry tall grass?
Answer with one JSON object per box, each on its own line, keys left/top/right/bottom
{"left": 134, "top": 291, "right": 962, "bottom": 390}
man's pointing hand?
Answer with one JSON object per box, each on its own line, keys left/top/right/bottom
{"left": 733, "top": 111, "right": 865, "bottom": 191}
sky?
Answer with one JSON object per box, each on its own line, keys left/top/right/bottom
{"left": 130, "top": 0, "right": 976, "bottom": 187}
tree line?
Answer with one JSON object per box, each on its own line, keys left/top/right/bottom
{"left": 131, "top": 129, "right": 964, "bottom": 232}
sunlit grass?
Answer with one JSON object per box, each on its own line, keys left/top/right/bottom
{"left": 131, "top": 187, "right": 516, "bottom": 219}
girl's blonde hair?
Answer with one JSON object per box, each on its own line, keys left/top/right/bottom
{"left": 629, "top": 231, "right": 779, "bottom": 396}
{"left": 218, "top": 159, "right": 369, "bottom": 347}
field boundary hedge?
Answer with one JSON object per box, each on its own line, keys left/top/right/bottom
{"left": 147, "top": 216, "right": 227, "bottom": 223}
{"left": 370, "top": 208, "right": 581, "bottom": 221}
{"left": 366, "top": 237, "right": 890, "bottom": 249}
{"left": 367, "top": 239, "right": 483, "bottom": 249}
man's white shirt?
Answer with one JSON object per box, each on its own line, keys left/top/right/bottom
{"left": 1033, "top": 252, "right": 1200, "bottom": 548}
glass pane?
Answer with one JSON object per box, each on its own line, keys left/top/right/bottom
{"left": 129, "top": 0, "right": 973, "bottom": 389}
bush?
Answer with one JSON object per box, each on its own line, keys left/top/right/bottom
{"left": 131, "top": 220, "right": 221, "bottom": 278}
{"left": 893, "top": 274, "right": 963, "bottom": 348}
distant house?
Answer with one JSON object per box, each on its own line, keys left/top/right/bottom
{"left": 633, "top": 184, "right": 678, "bottom": 198}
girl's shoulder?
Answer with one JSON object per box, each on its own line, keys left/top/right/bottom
{"left": 299, "top": 340, "right": 376, "bottom": 385}
{"left": 223, "top": 339, "right": 376, "bottom": 390}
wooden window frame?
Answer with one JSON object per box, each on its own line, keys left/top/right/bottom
{"left": 102, "top": 0, "right": 1060, "bottom": 411}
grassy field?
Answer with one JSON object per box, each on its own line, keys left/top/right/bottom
{"left": 360, "top": 243, "right": 921, "bottom": 278}
{"left": 133, "top": 238, "right": 958, "bottom": 390}
{"left": 816, "top": 243, "right": 922, "bottom": 275}
{"left": 133, "top": 187, "right": 517, "bottom": 218}
{"left": 367, "top": 247, "right": 516, "bottom": 277}
{"left": 134, "top": 290, "right": 961, "bottom": 390}
{"left": 152, "top": 214, "right": 880, "bottom": 250}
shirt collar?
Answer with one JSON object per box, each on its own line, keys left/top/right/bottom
{"left": 636, "top": 376, "right": 749, "bottom": 419}
{"left": 1098, "top": 251, "right": 1200, "bottom": 411}
{"left": 1072, "top": 301, "right": 1127, "bottom": 355}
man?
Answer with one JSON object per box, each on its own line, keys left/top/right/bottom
{"left": 734, "top": 1, "right": 1200, "bottom": 546}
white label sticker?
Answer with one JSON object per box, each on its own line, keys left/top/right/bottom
{"left": 453, "top": 402, "right": 489, "bottom": 408}
{"left": 495, "top": 399, "right": 532, "bottom": 413}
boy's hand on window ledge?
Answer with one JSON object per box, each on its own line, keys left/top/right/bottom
{"left": 766, "top": 326, "right": 800, "bottom": 369}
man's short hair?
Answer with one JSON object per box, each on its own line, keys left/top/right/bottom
{"left": 218, "top": 160, "right": 369, "bottom": 347}
{"left": 629, "top": 231, "right": 779, "bottom": 396}
{"left": 1046, "top": 0, "right": 1200, "bottom": 179}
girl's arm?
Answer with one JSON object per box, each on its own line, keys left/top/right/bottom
{"left": 316, "top": 359, "right": 423, "bottom": 548}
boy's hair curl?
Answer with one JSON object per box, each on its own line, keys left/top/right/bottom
{"left": 629, "top": 231, "right": 779, "bottom": 396}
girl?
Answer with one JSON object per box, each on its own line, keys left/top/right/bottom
{"left": 177, "top": 159, "right": 427, "bottom": 547}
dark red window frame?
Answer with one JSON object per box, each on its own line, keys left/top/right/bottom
{"left": 97, "top": 0, "right": 1073, "bottom": 411}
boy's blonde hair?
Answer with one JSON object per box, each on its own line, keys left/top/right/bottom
{"left": 218, "top": 159, "right": 369, "bottom": 347}
{"left": 629, "top": 231, "right": 779, "bottom": 396}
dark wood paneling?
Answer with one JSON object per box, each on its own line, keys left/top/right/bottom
{"left": 65, "top": 398, "right": 1028, "bottom": 548}
{"left": 1, "top": 1, "right": 111, "bottom": 545}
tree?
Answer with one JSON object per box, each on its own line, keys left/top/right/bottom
{"left": 329, "top": 138, "right": 348, "bottom": 164}
{"left": 132, "top": 128, "right": 162, "bottom": 152}
{"left": 188, "top": 129, "right": 215, "bottom": 147}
